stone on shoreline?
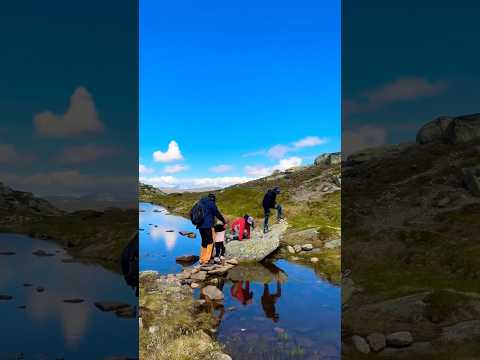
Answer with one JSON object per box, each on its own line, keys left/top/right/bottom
{"left": 386, "top": 331, "right": 413, "bottom": 347}
{"left": 352, "top": 335, "right": 370, "bottom": 354}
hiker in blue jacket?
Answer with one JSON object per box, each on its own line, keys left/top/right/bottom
{"left": 262, "top": 187, "right": 284, "bottom": 233}
{"left": 197, "top": 193, "right": 227, "bottom": 264}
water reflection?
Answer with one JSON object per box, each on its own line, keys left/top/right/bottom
{"left": 261, "top": 282, "right": 281, "bottom": 322}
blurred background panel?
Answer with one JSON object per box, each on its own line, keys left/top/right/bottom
{"left": 342, "top": 1, "right": 480, "bottom": 358}
{"left": 0, "top": 1, "right": 139, "bottom": 359}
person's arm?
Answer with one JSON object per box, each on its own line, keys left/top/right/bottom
{"left": 212, "top": 202, "right": 226, "bottom": 224}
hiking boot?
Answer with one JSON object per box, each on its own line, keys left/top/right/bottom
{"left": 213, "top": 257, "right": 221, "bottom": 264}
{"left": 220, "top": 256, "right": 225, "bottom": 260}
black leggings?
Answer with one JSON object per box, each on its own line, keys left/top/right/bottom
{"left": 214, "top": 242, "right": 225, "bottom": 257}
{"left": 199, "top": 228, "right": 214, "bottom": 247}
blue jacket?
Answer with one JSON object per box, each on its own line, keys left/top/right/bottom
{"left": 198, "top": 197, "right": 226, "bottom": 229}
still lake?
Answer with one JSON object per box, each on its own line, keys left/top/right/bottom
{"left": 0, "top": 233, "right": 137, "bottom": 360}
{"left": 140, "top": 202, "right": 340, "bottom": 360}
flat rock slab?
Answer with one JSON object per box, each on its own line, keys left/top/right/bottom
{"left": 94, "top": 301, "right": 131, "bottom": 312}
{"left": 225, "top": 223, "right": 287, "bottom": 262}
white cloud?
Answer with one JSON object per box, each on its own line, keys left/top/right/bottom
{"left": 209, "top": 164, "right": 234, "bottom": 173}
{"left": 57, "top": 144, "right": 118, "bottom": 164}
{"left": 34, "top": 87, "right": 104, "bottom": 137}
{"left": 244, "top": 165, "right": 272, "bottom": 177}
{"left": 343, "top": 125, "right": 387, "bottom": 156}
{"left": 267, "top": 145, "right": 290, "bottom": 159}
{"left": 140, "top": 175, "right": 253, "bottom": 189}
{"left": 164, "top": 164, "right": 189, "bottom": 174}
{"left": 244, "top": 156, "right": 303, "bottom": 178}
{"left": 293, "top": 136, "right": 328, "bottom": 149}
{"left": 139, "top": 164, "right": 154, "bottom": 174}
{"left": 153, "top": 140, "right": 183, "bottom": 163}
{"left": 273, "top": 156, "right": 303, "bottom": 171}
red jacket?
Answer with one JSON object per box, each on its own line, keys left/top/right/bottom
{"left": 231, "top": 217, "right": 251, "bottom": 241}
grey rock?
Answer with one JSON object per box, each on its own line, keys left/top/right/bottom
{"left": 324, "top": 238, "right": 341, "bottom": 249}
{"left": 445, "top": 113, "right": 480, "bottom": 144}
{"left": 191, "top": 271, "right": 207, "bottom": 281}
{"left": 301, "top": 243, "right": 313, "bottom": 251}
{"left": 416, "top": 116, "right": 453, "bottom": 144}
{"left": 287, "top": 245, "right": 295, "bottom": 254}
{"left": 201, "top": 285, "right": 224, "bottom": 301}
{"left": 310, "top": 257, "right": 319, "bottom": 263}
{"left": 225, "top": 223, "right": 286, "bottom": 262}
{"left": 293, "top": 244, "right": 302, "bottom": 253}
{"left": 225, "top": 258, "right": 239, "bottom": 265}
{"left": 315, "top": 152, "right": 341, "bottom": 166}
{"left": 440, "top": 320, "right": 480, "bottom": 342}
{"left": 463, "top": 166, "right": 480, "bottom": 197}
{"left": 386, "top": 331, "right": 413, "bottom": 347}
{"left": 352, "top": 335, "right": 370, "bottom": 354}
{"left": 32, "top": 249, "right": 55, "bottom": 257}
{"left": 367, "top": 333, "right": 386, "bottom": 352}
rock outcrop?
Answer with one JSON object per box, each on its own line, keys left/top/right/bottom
{"left": 225, "top": 223, "right": 287, "bottom": 262}
{"left": 416, "top": 113, "right": 480, "bottom": 144}
{"left": 315, "top": 152, "right": 341, "bottom": 166}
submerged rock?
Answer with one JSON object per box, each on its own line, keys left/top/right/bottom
{"left": 94, "top": 301, "right": 131, "bottom": 312}
{"left": 179, "top": 231, "right": 197, "bottom": 238}
{"left": 225, "top": 223, "right": 287, "bottom": 262}
{"left": 32, "top": 249, "right": 55, "bottom": 257}
{"left": 176, "top": 255, "right": 199, "bottom": 264}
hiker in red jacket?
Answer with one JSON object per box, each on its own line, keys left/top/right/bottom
{"left": 230, "top": 214, "right": 254, "bottom": 241}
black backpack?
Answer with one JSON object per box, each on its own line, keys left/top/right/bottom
{"left": 190, "top": 201, "right": 204, "bottom": 226}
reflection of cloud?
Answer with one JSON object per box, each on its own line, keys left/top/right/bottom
{"left": 343, "top": 125, "right": 387, "bottom": 156}
{"left": 153, "top": 140, "right": 183, "bottom": 163}
{"left": 34, "top": 87, "right": 104, "bottom": 138}
{"left": 164, "top": 231, "right": 177, "bottom": 251}
{"left": 150, "top": 227, "right": 163, "bottom": 240}
{"left": 59, "top": 304, "right": 90, "bottom": 347}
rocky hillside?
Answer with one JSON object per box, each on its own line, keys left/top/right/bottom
{"left": 0, "top": 182, "right": 136, "bottom": 272}
{"left": 342, "top": 114, "right": 480, "bottom": 358}
{"left": 140, "top": 155, "right": 341, "bottom": 275}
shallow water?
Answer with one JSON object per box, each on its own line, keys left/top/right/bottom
{"left": 140, "top": 202, "right": 340, "bottom": 360}
{"left": 0, "top": 234, "right": 137, "bottom": 359}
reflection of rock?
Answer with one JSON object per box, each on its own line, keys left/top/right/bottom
{"left": 63, "top": 298, "right": 85, "bottom": 303}
{"left": 94, "top": 301, "right": 131, "bottom": 312}
{"left": 227, "top": 263, "right": 288, "bottom": 284}
{"left": 179, "top": 231, "right": 196, "bottom": 238}
{"left": 201, "top": 285, "right": 224, "bottom": 301}
{"left": 115, "top": 306, "right": 136, "bottom": 318}
{"left": 32, "top": 249, "right": 55, "bottom": 257}
{"left": 0, "top": 295, "right": 13, "bottom": 300}
{"left": 176, "top": 255, "right": 199, "bottom": 264}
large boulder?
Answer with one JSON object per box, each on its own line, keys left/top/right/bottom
{"left": 315, "top": 152, "right": 341, "bottom": 166}
{"left": 416, "top": 116, "right": 453, "bottom": 144}
{"left": 416, "top": 113, "right": 480, "bottom": 144}
{"left": 225, "top": 223, "right": 287, "bottom": 262}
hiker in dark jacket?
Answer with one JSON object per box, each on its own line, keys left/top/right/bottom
{"left": 198, "top": 193, "right": 226, "bottom": 264}
{"left": 262, "top": 187, "right": 283, "bottom": 233}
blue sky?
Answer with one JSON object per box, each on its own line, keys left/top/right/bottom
{"left": 140, "top": 0, "right": 341, "bottom": 189}
{"left": 0, "top": 1, "right": 138, "bottom": 197}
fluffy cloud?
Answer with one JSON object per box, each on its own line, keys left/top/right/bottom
{"left": 343, "top": 125, "right": 387, "bottom": 156}
{"left": 293, "top": 136, "right": 328, "bottom": 149}
{"left": 139, "top": 164, "right": 154, "bottom": 174}
{"left": 244, "top": 156, "right": 303, "bottom": 177}
{"left": 153, "top": 140, "right": 183, "bottom": 163}
{"left": 34, "top": 87, "right": 104, "bottom": 137}
{"left": 345, "top": 76, "right": 447, "bottom": 115}
{"left": 209, "top": 164, "right": 234, "bottom": 173}
{"left": 248, "top": 136, "right": 329, "bottom": 160}
{"left": 164, "top": 164, "right": 189, "bottom": 174}
{"left": 57, "top": 144, "right": 118, "bottom": 164}
{"left": 140, "top": 175, "right": 253, "bottom": 189}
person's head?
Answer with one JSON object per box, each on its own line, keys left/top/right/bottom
{"left": 208, "top": 193, "right": 216, "bottom": 201}
{"left": 244, "top": 214, "right": 254, "bottom": 228}
{"left": 273, "top": 187, "right": 281, "bottom": 194}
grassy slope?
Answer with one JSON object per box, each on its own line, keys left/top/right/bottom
{"left": 0, "top": 208, "right": 137, "bottom": 272}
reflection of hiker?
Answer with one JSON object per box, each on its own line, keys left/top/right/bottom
{"left": 262, "top": 187, "right": 284, "bottom": 233}
{"left": 213, "top": 223, "right": 226, "bottom": 263}
{"left": 230, "top": 214, "right": 254, "bottom": 241}
{"left": 230, "top": 281, "right": 253, "bottom": 305}
{"left": 261, "top": 281, "right": 282, "bottom": 322}
{"left": 121, "top": 232, "right": 139, "bottom": 297}
{"left": 190, "top": 193, "right": 226, "bottom": 265}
